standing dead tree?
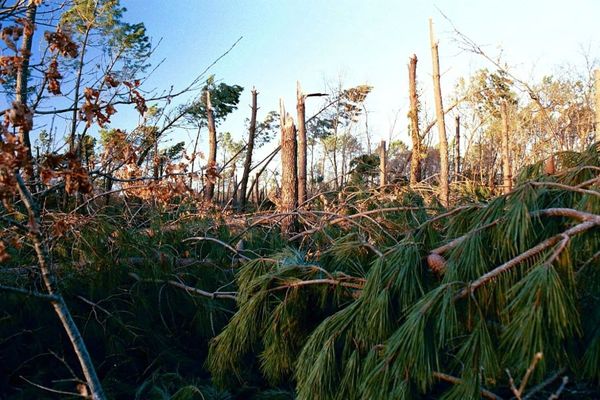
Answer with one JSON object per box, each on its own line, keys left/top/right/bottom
{"left": 429, "top": 18, "right": 450, "bottom": 207}
{"left": 454, "top": 115, "right": 461, "bottom": 180}
{"left": 379, "top": 140, "right": 387, "bottom": 188}
{"left": 205, "top": 90, "right": 218, "bottom": 202}
{"left": 297, "top": 82, "right": 308, "bottom": 206}
{"left": 500, "top": 101, "right": 512, "bottom": 193}
{"left": 279, "top": 100, "right": 298, "bottom": 235}
{"left": 595, "top": 69, "right": 600, "bottom": 142}
{"left": 239, "top": 88, "right": 258, "bottom": 209}
{"left": 408, "top": 54, "right": 422, "bottom": 186}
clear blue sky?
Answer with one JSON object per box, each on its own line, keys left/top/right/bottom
{"left": 114, "top": 0, "right": 599, "bottom": 153}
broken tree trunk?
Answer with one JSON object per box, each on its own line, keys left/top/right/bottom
{"left": 454, "top": 115, "right": 460, "bottom": 181}
{"left": 204, "top": 90, "right": 217, "bottom": 202}
{"left": 408, "top": 54, "right": 422, "bottom": 186}
{"left": 429, "top": 18, "right": 450, "bottom": 207}
{"left": 595, "top": 69, "right": 600, "bottom": 142}
{"left": 239, "top": 88, "right": 258, "bottom": 209}
{"left": 500, "top": 101, "right": 512, "bottom": 193}
{"left": 279, "top": 100, "right": 298, "bottom": 235}
{"left": 379, "top": 140, "right": 387, "bottom": 188}
{"left": 297, "top": 81, "right": 308, "bottom": 206}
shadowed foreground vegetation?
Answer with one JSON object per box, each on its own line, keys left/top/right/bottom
{"left": 2, "top": 144, "right": 599, "bottom": 399}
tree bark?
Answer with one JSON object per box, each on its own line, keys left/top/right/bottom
{"left": 297, "top": 81, "right": 308, "bottom": 206}
{"left": 500, "top": 101, "right": 512, "bottom": 193}
{"left": 279, "top": 100, "right": 298, "bottom": 235}
{"left": 70, "top": 22, "right": 93, "bottom": 154}
{"left": 204, "top": 90, "right": 217, "bottom": 202}
{"left": 454, "top": 115, "right": 460, "bottom": 181}
{"left": 594, "top": 69, "right": 600, "bottom": 143}
{"left": 15, "top": 2, "right": 37, "bottom": 175}
{"left": 379, "top": 140, "right": 387, "bottom": 188}
{"left": 408, "top": 54, "right": 422, "bottom": 186}
{"left": 429, "top": 19, "right": 450, "bottom": 207}
{"left": 239, "top": 88, "right": 258, "bottom": 209}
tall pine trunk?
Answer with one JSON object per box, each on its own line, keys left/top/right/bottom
{"left": 454, "top": 115, "right": 460, "bottom": 181}
{"left": 408, "top": 54, "right": 422, "bottom": 186}
{"left": 279, "top": 100, "right": 298, "bottom": 235}
{"left": 379, "top": 140, "right": 387, "bottom": 188}
{"left": 239, "top": 88, "right": 258, "bottom": 209}
{"left": 429, "top": 19, "right": 450, "bottom": 207}
{"left": 297, "top": 82, "right": 308, "bottom": 206}
{"left": 204, "top": 90, "right": 217, "bottom": 202}
{"left": 15, "top": 2, "right": 37, "bottom": 176}
{"left": 500, "top": 101, "right": 512, "bottom": 193}
{"left": 594, "top": 69, "right": 600, "bottom": 142}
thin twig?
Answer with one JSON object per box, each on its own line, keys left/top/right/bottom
{"left": 433, "top": 371, "right": 503, "bottom": 400}
{"left": 128, "top": 272, "right": 237, "bottom": 300}
{"left": 183, "top": 236, "right": 250, "bottom": 261}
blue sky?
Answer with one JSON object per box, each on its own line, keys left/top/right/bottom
{"left": 114, "top": 0, "right": 599, "bottom": 153}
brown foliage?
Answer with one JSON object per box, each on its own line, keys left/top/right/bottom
{"left": 45, "top": 58, "right": 62, "bottom": 95}
{"left": 44, "top": 28, "right": 78, "bottom": 58}
{"left": 123, "top": 80, "right": 147, "bottom": 115}
{"left": 40, "top": 152, "right": 92, "bottom": 195}
{"left": 80, "top": 87, "right": 116, "bottom": 127}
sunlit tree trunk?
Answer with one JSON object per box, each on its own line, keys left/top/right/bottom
{"left": 296, "top": 82, "right": 308, "bottom": 205}
{"left": 429, "top": 19, "right": 450, "bottom": 207}
{"left": 204, "top": 90, "right": 217, "bottom": 202}
{"left": 454, "top": 115, "right": 460, "bottom": 181}
{"left": 239, "top": 88, "right": 258, "bottom": 209}
{"left": 594, "top": 69, "right": 600, "bottom": 142}
{"left": 279, "top": 100, "right": 298, "bottom": 235}
{"left": 379, "top": 140, "right": 387, "bottom": 188}
{"left": 408, "top": 54, "right": 422, "bottom": 186}
{"left": 500, "top": 101, "right": 512, "bottom": 193}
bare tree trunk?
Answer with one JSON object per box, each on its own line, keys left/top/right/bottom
{"left": 429, "top": 19, "right": 450, "bottom": 207}
{"left": 279, "top": 100, "right": 298, "bottom": 235}
{"left": 153, "top": 129, "right": 159, "bottom": 179}
{"left": 15, "top": 2, "right": 37, "bottom": 176}
{"left": 595, "top": 69, "right": 600, "bottom": 142}
{"left": 500, "top": 101, "right": 512, "bottom": 193}
{"left": 239, "top": 88, "right": 258, "bottom": 209}
{"left": 70, "top": 22, "right": 94, "bottom": 154}
{"left": 297, "top": 82, "right": 308, "bottom": 206}
{"left": 408, "top": 54, "right": 422, "bottom": 186}
{"left": 253, "top": 173, "right": 260, "bottom": 204}
{"left": 190, "top": 127, "right": 201, "bottom": 187}
{"left": 379, "top": 140, "right": 387, "bottom": 188}
{"left": 204, "top": 90, "right": 217, "bottom": 202}
{"left": 331, "top": 137, "right": 339, "bottom": 190}
{"left": 363, "top": 104, "right": 372, "bottom": 154}
{"left": 454, "top": 115, "right": 460, "bottom": 181}
{"left": 15, "top": 175, "right": 106, "bottom": 400}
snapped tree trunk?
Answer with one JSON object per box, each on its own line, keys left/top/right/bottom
{"left": 594, "top": 69, "right": 600, "bottom": 142}
{"left": 204, "top": 90, "right": 217, "bottom": 202}
{"left": 408, "top": 54, "right": 422, "bottom": 186}
{"left": 15, "top": 2, "right": 37, "bottom": 176}
{"left": 279, "top": 100, "right": 298, "bottom": 235}
{"left": 454, "top": 115, "right": 460, "bottom": 181}
{"left": 429, "top": 19, "right": 450, "bottom": 207}
{"left": 239, "top": 88, "right": 258, "bottom": 209}
{"left": 297, "top": 81, "right": 308, "bottom": 206}
{"left": 379, "top": 140, "right": 387, "bottom": 188}
{"left": 500, "top": 101, "right": 512, "bottom": 193}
